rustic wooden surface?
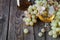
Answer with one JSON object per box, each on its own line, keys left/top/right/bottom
{"left": 0, "top": 0, "right": 60, "bottom": 40}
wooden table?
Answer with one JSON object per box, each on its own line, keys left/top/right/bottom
{"left": 0, "top": 0, "right": 60, "bottom": 40}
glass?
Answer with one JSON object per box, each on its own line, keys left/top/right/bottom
{"left": 37, "top": 0, "right": 55, "bottom": 31}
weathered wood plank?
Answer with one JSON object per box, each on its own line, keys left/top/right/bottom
{"left": 0, "top": 0, "right": 10, "bottom": 40}
{"left": 46, "top": 27, "right": 54, "bottom": 40}
{"left": 23, "top": 23, "right": 34, "bottom": 40}
{"left": 16, "top": 10, "right": 34, "bottom": 40}
{"left": 8, "top": 0, "right": 17, "bottom": 40}
{"left": 15, "top": 10, "right": 34, "bottom": 40}
{"left": 15, "top": 10, "right": 24, "bottom": 40}
{"left": 23, "top": 26, "right": 34, "bottom": 40}
{"left": 33, "top": 19, "right": 45, "bottom": 40}
{"left": 8, "top": 5, "right": 34, "bottom": 40}
{"left": 0, "top": 0, "right": 3, "bottom": 20}
{"left": 8, "top": 0, "right": 34, "bottom": 40}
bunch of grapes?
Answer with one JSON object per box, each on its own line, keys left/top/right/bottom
{"left": 48, "top": 10, "right": 60, "bottom": 38}
{"left": 23, "top": 5, "right": 38, "bottom": 26}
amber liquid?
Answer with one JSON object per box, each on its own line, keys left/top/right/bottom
{"left": 17, "top": 0, "right": 32, "bottom": 11}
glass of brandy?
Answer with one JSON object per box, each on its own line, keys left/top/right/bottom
{"left": 16, "top": 0, "right": 33, "bottom": 11}
{"left": 36, "top": 0, "right": 55, "bottom": 31}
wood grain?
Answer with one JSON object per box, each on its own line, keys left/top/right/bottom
{"left": 33, "top": 19, "right": 45, "bottom": 40}
{"left": 15, "top": 10, "right": 24, "bottom": 40}
{"left": 0, "top": 0, "right": 10, "bottom": 40}
{"left": 8, "top": 0, "right": 17, "bottom": 40}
